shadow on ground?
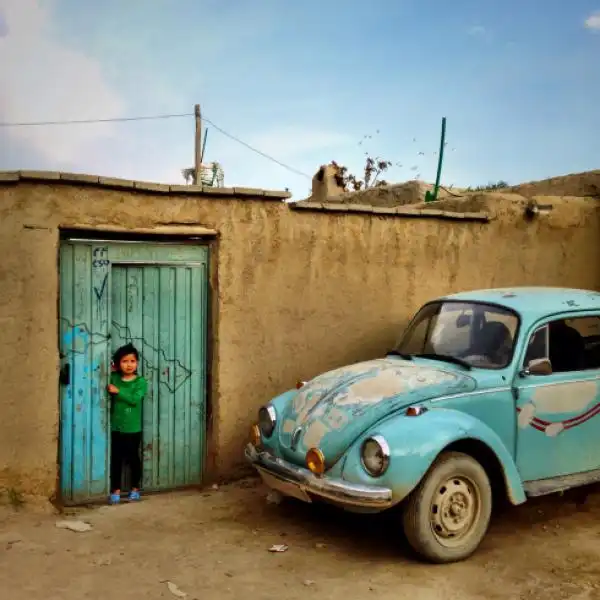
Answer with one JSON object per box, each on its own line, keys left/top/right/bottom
{"left": 220, "top": 477, "right": 600, "bottom": 564}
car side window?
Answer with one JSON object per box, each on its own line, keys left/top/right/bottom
{"left": 548, "top": 316, "right": 600, "bottom": 373}
{"left": 524, "top": 325, "right": 548, "bottom": 367}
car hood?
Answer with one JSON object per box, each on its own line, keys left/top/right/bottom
{"left": 278, "top": 358, "right": 476, "bottom": 466}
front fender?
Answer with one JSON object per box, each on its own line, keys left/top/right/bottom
{"left": 340, "top": 407, "right": 526, "bottom": 506}
{"left": 257, "top": 390, "right": 296, "bottom": 456}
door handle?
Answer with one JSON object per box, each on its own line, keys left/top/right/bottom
{"left": 59, "top": 363, "right": 71, "bottom": 385}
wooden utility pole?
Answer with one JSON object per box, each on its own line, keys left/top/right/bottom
{"left": 194, "top": 104, "right": 202, "bottom": 185}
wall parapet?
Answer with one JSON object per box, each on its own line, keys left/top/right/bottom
{"left": 0, "top": 170, "right": 292, "bottom": 201}
{"left": 288, "top": 201, "right": 491, "bottom": 222}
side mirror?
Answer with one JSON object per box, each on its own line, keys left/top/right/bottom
{"left": 522, "top": 357, "right": 552, "bottom": 377}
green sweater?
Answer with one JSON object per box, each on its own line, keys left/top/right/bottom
{"left": 109, "top": 373, "right": 147, "bottom": 433}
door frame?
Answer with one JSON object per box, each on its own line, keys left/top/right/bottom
{"left": 56, "top": 227, "right": 219, "bottom": 505}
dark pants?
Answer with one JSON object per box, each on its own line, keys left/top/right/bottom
{"left": 110, "top": 431, "right": 142, "bottom": 492}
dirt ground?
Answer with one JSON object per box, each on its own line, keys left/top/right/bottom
{"left": 1, "top": 478, "right": 600, "bottom": 600}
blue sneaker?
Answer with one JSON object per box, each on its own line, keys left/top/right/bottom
{"left": 109, "top": 492, "right": 121, "bottom": 505}
{"left": 128, "top": 489, "right": 141, "bottom": 501}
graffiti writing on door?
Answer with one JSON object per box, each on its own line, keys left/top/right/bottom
{"left": 61, "top": 323, "right": 192, "bottom": 394}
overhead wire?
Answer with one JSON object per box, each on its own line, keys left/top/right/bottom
{"left": 0, "top": 111, "right": 311, "bottom": 179}
{"left": 0, "top": 112, "right": 194, "bottom": 127}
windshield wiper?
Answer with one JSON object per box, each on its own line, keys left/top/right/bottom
{"left": 415, "top": 353, "right": 472, "bottom": 370}
{"left": 386, "top": 350, "right": 413, "bottom": 360}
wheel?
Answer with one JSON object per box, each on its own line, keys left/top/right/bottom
{"left": 402, "top": 451, "right": 492, "bottom": 564}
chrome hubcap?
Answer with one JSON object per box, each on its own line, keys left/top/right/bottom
{"left": 430, "top": 476, "right": 480, "bottom": 547}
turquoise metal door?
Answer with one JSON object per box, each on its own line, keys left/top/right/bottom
{"left": 59, "top": 239, "right": 209, "bottom": 503}
{"left": 111, "top": 263, "right": 208, "bottom": 491}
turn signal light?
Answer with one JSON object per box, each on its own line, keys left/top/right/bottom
{"left": 305, "top": 447, "right": 325, "bottom": 476}
{"left": 406, "top": 405, "right": 428, "bottom": 417}
{"left": 296, "top": 380, "right": 307, "bottom": 389}
{"left": 250, "top": 424, "right": 261, "bottom": 447}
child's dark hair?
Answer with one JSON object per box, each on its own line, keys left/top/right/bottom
{"left": 112, "top": 343, "right": 140, "bottom": 373}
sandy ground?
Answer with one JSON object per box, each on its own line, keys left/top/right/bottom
{"left": 1, "top": 478, "right": 600, "bottom": 600}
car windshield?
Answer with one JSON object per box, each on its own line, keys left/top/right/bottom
{"left": 393, "top": 301, "right": 519, "bottom": 369}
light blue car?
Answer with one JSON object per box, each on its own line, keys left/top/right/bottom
{"left": 245, "top": 287, "right": 600, "bottom": 563}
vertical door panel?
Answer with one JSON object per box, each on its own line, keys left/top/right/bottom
{"left": 71, "top": 244, "right": 91, "bottom": 498}
{"left": 59, "top": 242, "right": 75, "bottom": 501}
{"left": 189, "top": 264, "right": 208, "bottom": 482}
{"left": 90, "top": 246, "right": 111, "bottom": 496}
{"left": 59, "top": 242, "right": 110, "bottom": 504}
{"left": 173, "top": 266, "right": 189, "bottom": 487}
{"left": 157, "top": 266, "right": 175, "bottom": 487}
{"left": 141, "top": 266, "right": 160, "bottom": 489}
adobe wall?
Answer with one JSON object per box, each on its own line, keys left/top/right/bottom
{"left": 308, "top": 164, "right": 600, "bottom": 208}
{"left": 506, "top": 170, "right": 600, "bottom": 198}
{"left": 0, "top": 172, "right": 599, "bottom": 501}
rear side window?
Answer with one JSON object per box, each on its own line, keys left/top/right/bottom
{"left": 524, "top": 316, "right": 600, "bottom": 373}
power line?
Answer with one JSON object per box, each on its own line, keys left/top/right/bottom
{"left": 0, "top": 111, "right": 312, "bottom": 179}
{"left": 0, "top": 112, "right": 194, "bottom": 127}
{"left": 202, "top": 116, "right": 310, "bottom": 179}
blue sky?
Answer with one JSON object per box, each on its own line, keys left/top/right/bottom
{"left": 1, "top": 0, "right": 600, "bottom": 199}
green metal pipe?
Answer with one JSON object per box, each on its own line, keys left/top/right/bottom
{"left": 201, "top": 128, "right": 209, "bottom": 163}
{"left": 425, "top": 116, "right": 447, "bottom": 203}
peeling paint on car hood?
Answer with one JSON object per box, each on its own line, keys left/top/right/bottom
{"left": 278, "top": 358, "right": 476, "bottom": 465}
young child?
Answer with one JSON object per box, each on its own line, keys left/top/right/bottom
{"left": 107, "top": 343, "right": 147, "bottom": 504}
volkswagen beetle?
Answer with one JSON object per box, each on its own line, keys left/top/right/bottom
{"left": 245, "top": 287, "right": 600, "bottom": 563}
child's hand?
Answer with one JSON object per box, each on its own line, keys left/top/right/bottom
{"left": 107, "top": 384, "right": 119, "bottom": 394}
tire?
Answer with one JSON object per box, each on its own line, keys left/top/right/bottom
{"left": 402, "top": 451, "right": 492, "bottom": 564}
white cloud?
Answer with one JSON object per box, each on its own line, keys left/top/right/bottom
{"left": 584, "top": 11, "right": 600, "bottom": 31}
{"left": 0, "top": 0, "right": 125, "bottom": 165}
{"left": 468, "top": 25, "right": 487, "bottom": 37}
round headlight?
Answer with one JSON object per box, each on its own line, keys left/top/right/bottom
{"left": 361, "top": 435, "right": 390, "bottom": 477}
{"left": 258, "top": 405, "right": 276, "bottom": 438}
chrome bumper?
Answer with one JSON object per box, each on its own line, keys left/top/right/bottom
{"left": 244, "top": 443, "right": 393, "bottom": 509}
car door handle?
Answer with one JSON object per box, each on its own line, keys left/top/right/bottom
{"left": 59, "top": 363, "right": 70, "bottom": 385}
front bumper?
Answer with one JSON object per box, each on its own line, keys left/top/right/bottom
{"left": 244, "top": 443, "right": 393, "bottom": 509}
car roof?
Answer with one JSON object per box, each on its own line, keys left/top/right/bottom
{"left": 437, "top": 287, "right": 600, "bottom": 320}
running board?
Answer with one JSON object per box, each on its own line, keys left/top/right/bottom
{"left": 524, "top": 468, "right": 600, "bottom": 497}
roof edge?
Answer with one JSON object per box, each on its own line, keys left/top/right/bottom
{"left": 0, "top": 170, "right": 292, "bottom": 201}
{"left": 288, "top": 200, "right": 491, "bottom": 222}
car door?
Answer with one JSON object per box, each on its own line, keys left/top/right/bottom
{"left": 513, "top": 312, "right": 600, "bottom": 484}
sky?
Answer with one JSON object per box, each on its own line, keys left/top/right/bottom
{"left": 1, "top": 0, "right": 600, "bottom": 199}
